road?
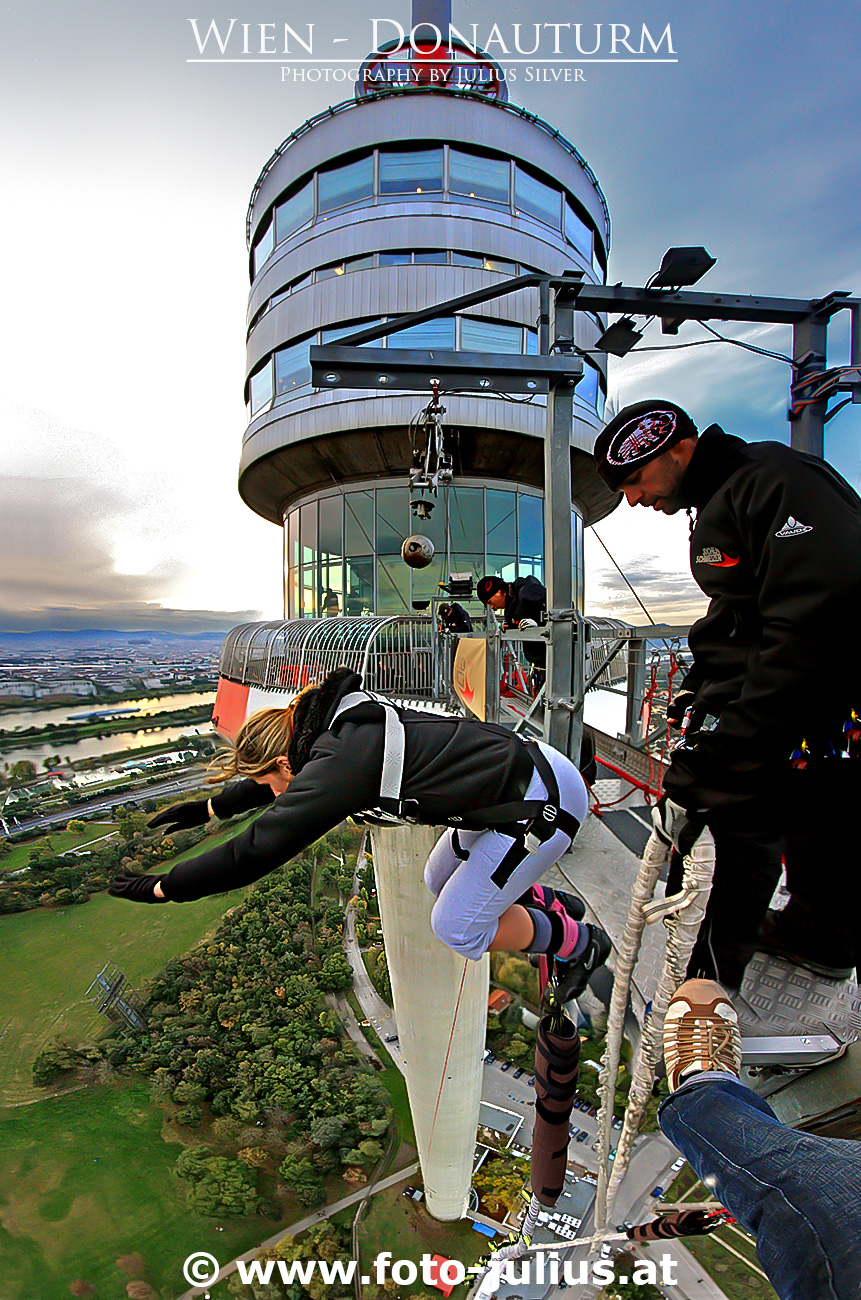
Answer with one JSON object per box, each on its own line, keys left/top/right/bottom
{"left": 3, "top": 770, "right": 207, "bottom": 838}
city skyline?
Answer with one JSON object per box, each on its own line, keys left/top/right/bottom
{"left": 2, "top": 0, "right": 858, "bottom": 631}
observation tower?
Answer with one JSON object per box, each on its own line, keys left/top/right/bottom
{"left": 237, "top": 6, "right": 615, "bottom": 630}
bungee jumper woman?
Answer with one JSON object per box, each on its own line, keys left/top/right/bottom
{"left": 109, "top": 668, "right": 611, "bottom": 1001}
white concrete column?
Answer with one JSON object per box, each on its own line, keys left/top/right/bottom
{"left": 370, "top": 824, "right": 488, "bottom": 1221}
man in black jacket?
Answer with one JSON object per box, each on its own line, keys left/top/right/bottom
{"left": 594, "top": 399, "right": 861, "bottom": 986}
{"left": 477, "top": 574, "right": 547, "bottom": 670}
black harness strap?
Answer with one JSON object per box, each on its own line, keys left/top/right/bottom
{"left": 489, "top": 837, "right": 530, "bottom": 890}
{"left": 469, "top": 742, "right": 581, "bottom": 851}
{"left": 450, "top": 829, "right": 470, "bottom": 861}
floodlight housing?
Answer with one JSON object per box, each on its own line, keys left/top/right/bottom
{"left": 651, "top": 246, "right": 717, "bottom": 289}
{"left": 594, "top": 317, "right": 644, "bottom": 357}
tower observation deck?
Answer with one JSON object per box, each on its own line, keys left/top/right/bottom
{"left": 240, "top": 26, "right": 616, "bottom": 623}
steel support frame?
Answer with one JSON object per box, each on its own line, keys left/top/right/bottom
{"left": 311, "top": 272, "right": 858, "bottom": 754}
{"left": 543, "top": 286, "right": 582, "bottom": 760}
{"left": 322, "top": 276, "right": 858, "bottom": 461}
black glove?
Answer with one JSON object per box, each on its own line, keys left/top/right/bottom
{"left": 147, "top": 800, "right": 210, "bottom": 833}
{"left": 108, "top": 868, "right": 170, "bottom": 903}
{"left": 210, "top": 779, "right": 275, "bottom": 819}
{"left": 665, "top": 689, "right": 696, "bottom": 729}
{"left": 652, "top": 793, "right": 706, "bottom": 858}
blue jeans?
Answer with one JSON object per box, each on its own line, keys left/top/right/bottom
{"left": 659, "top": 1076, "right": 861, "bottom": 1299}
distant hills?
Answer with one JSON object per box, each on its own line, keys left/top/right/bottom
{"left": 0, "top": 629, "right": 228, "bottom": 650}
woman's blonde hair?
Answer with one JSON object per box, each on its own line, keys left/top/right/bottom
{"left": 207, "top": 684, "right": 317, "bottom": 783}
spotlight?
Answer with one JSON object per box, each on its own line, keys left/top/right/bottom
{"left": 595, "top": 317, "right": 644, "bottom": 357}
{"left": 650, "top": 246, "right": 716, "bottom": 289}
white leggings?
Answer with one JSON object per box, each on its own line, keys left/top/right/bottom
{"left": 423, "top": 742, "right": 588, "bottom": 960}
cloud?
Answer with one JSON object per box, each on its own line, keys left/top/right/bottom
{"left": 587, "top": 553, "right": 707, "bottom": 625}
{"left": 0, "top": 476, "right": 261, "bottom": 632}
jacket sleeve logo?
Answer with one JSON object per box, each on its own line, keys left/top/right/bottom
{"left": 694, "top": 547, "right": 740, "bottom": 566}
{"left": 775, "top": 516, "right": 813, "bottom": 537}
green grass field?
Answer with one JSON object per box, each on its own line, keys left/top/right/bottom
{"left": 0, "top": 820, "right": 257, "bottom": 1106}
{"left": 358, "top": 1182, "right": 485, "bottom": 1292}
{"left": 1, "top": 823, "right": 117, "bottom": 875}
{"left": 0, "top": 1078, "right": 275, "bottom": 1300}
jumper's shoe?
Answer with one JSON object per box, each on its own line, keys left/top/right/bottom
{"left": 544, "top": 924, "right": 612, "bottom": 1008}
{"left": 663, "top": 979, "right": 742, "bottom": 1092}
{"left": 756, "top": 903, "right": 855, "bottom": 981}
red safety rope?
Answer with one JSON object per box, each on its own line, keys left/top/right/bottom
{"left": 589, "top": 756, "right": 664, "bottom": 817}
{"left": 426, "top": 958, "right": 470, "bottom": 1157}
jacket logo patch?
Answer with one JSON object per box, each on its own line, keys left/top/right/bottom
{"left": 694, "top": 547, "right": 740, "bottom": 567}
{"left": 775, "top": 516, "right": 812, "bottom": 538}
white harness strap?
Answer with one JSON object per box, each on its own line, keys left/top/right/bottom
{"left": 329, "top": 689, "right": 414, "bottom": 824}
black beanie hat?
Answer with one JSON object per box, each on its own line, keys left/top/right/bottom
{"left": 477, "top": 576, "right": 507, "bottom": 605}
{"left": 593, "top": 400, "right": 698, "bottom": 490}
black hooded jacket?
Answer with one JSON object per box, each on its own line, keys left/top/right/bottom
{"left": 161, "top": 669, "right": 535, "bottom": 902}
{"left": 505, "top": 576, "right": 547, "bottom": 668}
{"left": 662, "top": 425, "right": 861, "bottom": 818}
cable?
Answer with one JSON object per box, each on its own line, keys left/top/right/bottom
{"left": 698, "top": 321, "right": 794, "bottom": 364}
{"left": 589, "top": 528, "right": 657, "bottom": 626}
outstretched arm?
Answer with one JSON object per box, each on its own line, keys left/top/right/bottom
{"left": 111, "top": 727, "right": 383, "bottom": 904}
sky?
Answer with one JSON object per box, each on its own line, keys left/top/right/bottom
{"left": 1, "top": 0, "right": 859, "bottom": 632}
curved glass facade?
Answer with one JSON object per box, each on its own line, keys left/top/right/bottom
{"left": 247, "top": 316, "right": 606, "bottom": 419}
{"left": 250, "top": 143, "right": 604, "bottom": 280}
{"left": 283, "top": 482, "right": 585, "bottom": 619}
{"left": 249, "top": 248, "right": 549, "bottom": 333}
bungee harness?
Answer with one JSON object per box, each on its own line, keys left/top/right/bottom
{"left": 329, "top": 690, "right": 581, "bottom": 850}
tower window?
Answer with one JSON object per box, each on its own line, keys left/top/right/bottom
{"left": 449, "top": 149, "right": 510, "bottom": 205}
{"left": 249, "top": 361, "right": 274, "bottom": 414}
{"left": 252, "top": 223, "right": 274, "bottom": 277}
{"left": 461, "top": 318, "right": 522, "bottom": 354}
{"left": 274, "top": 179, "right": 313, "bottom": 245}
{"left": 318, "top": 155, "right": 373, "bottom": 213}
{"left": 564, "top": 200, "right": 593, "bottom": 260}
{"left": 388, "top": 316, "right": 455, "bottom": 349}
{"left": 379, "top": 148, "right": 444, "bottom": 195}
{"left": 514, "top": 165, "right": 562, "bottom": 230}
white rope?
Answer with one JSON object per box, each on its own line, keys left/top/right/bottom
{"left": 593, "top": 827, "right": 716, "bottom": 1231}
{"left": 593, "top": 830, "right": 670, "bottom": 1229}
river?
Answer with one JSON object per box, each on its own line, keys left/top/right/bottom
{"left": 0, "top": 691, "right": 215, "bottom": 732}
{"left": 0, "top": 692, "right": 218, "bottom": 768}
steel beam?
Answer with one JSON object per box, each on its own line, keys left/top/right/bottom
{"left": 790, "top": 313, "right": 830, "bottom": 457}
{"left": 544, "top": 290, "right": 581, "bottom": 759}
{"left": 741, "top": 1034, "right": 843, "bottom": 1068}
{"left": 572, "top": 284, "right": 857, "bottom": 326}
{"left": 310, "top": 345, "right": 582, "bottom": 394}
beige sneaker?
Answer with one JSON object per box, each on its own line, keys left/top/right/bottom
{"left": 663, "top": 979, "right": 743, "bottom": 1092}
